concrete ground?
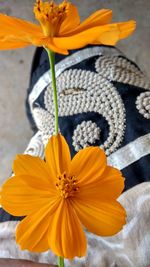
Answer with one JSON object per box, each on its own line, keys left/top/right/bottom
{"left": 0, "top": 0, "right": 149, "bottom": 184}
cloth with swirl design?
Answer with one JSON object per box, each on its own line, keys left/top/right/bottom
{"left": 0, "top": 45, "right": 149, "bottom": 267}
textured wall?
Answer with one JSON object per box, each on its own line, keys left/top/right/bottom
{"left": 0, "top": 0, "right": 149, "bottom": 183}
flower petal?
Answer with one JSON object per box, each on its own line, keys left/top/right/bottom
{"left": 45, "top": 134, "right": 71, "bottom": 179}
{"left": 59, "top": 3, "right": 80, "bottom": 35}
{"left": 48, "top": 200, "right": 86, "bottom": 259}
{"left": 0, "top": 13, "right": 68, "bottom": 54}
{"left": 53, "top": 25, "right": 113, "bottom": 50}
{"left": 0, "top": 13, "right": 42, "bottom": 37}
{"left": 33, "top": 36, "right": 69, "bottom": 55}
{"left": 70, "top": 147, "right": 106, "bottom": 186}
{"left": 66, "top": 9, "right": 112, "bottom": 35}
{"left": 16, "top": 199, "right": 60, "bottom": 252}
{"left": 75, "top": 166, "right": 125, "bottom": 201}
{"left": 1, "top": 175, "right": 57, "bottom": 216}
{"left": 117, "top": 20, "right": 136, "bottom": 39}
{"left": 72, "top": 198, "right": 126, "bottom": 236}
{"left": 53, "top": 20, "right": 136, "bottom": 50}
{"left": 93, "top": 21, "right": 136, "bottom": 45}
{"left": 13, "top": 154, "right": 53, "bottom": 186}
{"left": 0, "top": 14, "right": 44, "bottom": 49}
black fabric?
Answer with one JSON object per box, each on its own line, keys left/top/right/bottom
{"left": 0, "top": 208, "right": 23, "bottom": 222}
{"left": 123, "top": 155, "right": 150, "bottom": 190}
{"left": 26, "top": 45, "right": 150, "bottom": 188}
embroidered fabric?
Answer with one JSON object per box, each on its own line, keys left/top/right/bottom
{"left": 26, "top": 45, "right": 150, "bottom": 190}
{"left": 0, "top": 45, "right": 150, "bottom": 267}
{"left": 95, "top": 55, "right": 150, "bottom": 89}
{"left": 32, "top": 69, "right": 126, "bottom": 156}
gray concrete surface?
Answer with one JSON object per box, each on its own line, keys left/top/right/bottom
{"left": 0, "top": 0, "right": 149, "bottom": 184}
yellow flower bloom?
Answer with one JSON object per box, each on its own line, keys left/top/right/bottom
{"left": 1, "top": 134, "right": 126, "bottom": 259}
{"left": 0, "top": 0, "right": 136, "bottom": 54}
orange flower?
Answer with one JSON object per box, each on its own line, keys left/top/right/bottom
{"left": 1, "top": 134, "right": 126, "bottom": 259}
{"left": 0, "top": 0, "right": 136, "bottom": 55}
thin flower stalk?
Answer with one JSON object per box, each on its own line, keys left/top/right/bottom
{"left": 58, "top": 257, "right": 64, "bottom": 267}
{"left": 46, "top": 48, "right": 59, "bottom": 135}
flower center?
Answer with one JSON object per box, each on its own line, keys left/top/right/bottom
{"left": 34, "top": 0, "right": 69, "bottom": 37}
{"left": 56, "top": 172, "right": 79, "bottom": 199}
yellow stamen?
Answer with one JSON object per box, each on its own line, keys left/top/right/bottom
{"left": 56, "top": 172, "right": 79, "bottom": 198}
{"left": 34, "top": 0, "right": 69, "bottom": 37}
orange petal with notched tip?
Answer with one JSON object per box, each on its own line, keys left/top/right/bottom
{"left": 54, "top": 21, "right": 136, "bottom": 50}
{"left": 53, "top": 25, "right": 114, "bottom": 50}
{"left": 117, "top": 20, "right": 136, "bottom": 39}
{"left": 66, "top": 9, "right": 112, "bottom": 36}
{"left": 48, "top": 200, "right": 86, "bottom": 259}
{"left": 72, "top": 198, "right": 126, "bottom": 236}
{"left": 1, "top": 175, "right": 57, "bottom": 216}
{"left": 45, "top": 134, "right": 71, "bottom": 180}
{"left": 70, "top": 146, "right": 106, "bottom": 186}
{"left": 13, "top": 154, "right": 52, "bottom": 185}
{"left": 0, "top": 13, "right": 42, "bottom": 39}
{"left": 16, "top": 200, "right": 60, "bottom": 252}
{"left": 75, "top": 166, "right": 125, "bottom": 201}
{"left": 59, "top": 3, "right": 80, "bottom": 35}
{"left": 94, "top": 20, "right": 136, "bottom": 45}
{"left": 0, "top": 13, "right": 45, "bottom": 50}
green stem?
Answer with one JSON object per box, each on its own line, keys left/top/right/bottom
{"left": 46, "top": 50, "right": 64, "bottom": 266}
{"left": 58, "top": 256, "right": 65, "bottom": 267}
{"left": 46, "top": 49, "right": 59, "bottom": 135}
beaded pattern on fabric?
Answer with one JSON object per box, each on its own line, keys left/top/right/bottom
{"left": 33, "top": 108, "right": 55, "bottom": 145}
{"left": 24, "top": 132, "right": 44, "bottom": 158}
{"left": 33, "top": 69, "right": 126, "bottom": 156}
{"left": 136, "top": 92, "right": 150, "bottom": 119}
{"left": 95, "top": 55, "right": 150, "bottom": 120}
{"left": 95, "top": 55, "right": 150, "bottom": 89}
{"left": 72, "top": 121, "right": 101, "bottom": 152}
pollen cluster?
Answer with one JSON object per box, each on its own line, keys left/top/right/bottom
{"left": 34, "top": 0, "right": 69, "bottom": 37}
{"left": 56, "top": 172, "right": 79, "bottom": 198}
